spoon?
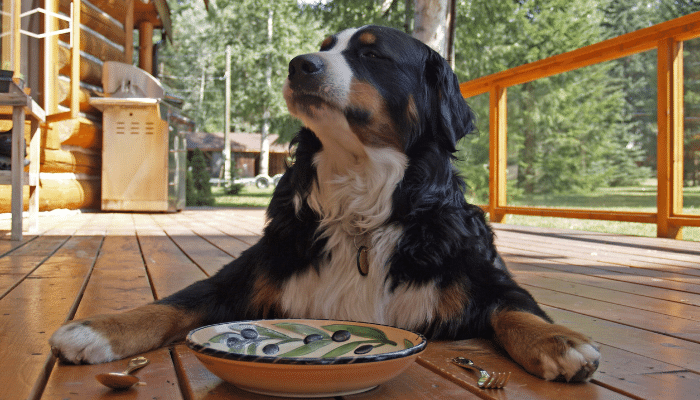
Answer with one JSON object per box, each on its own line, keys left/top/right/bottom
{"left": 95, "top": 356, "right": 150, "bottom": 390}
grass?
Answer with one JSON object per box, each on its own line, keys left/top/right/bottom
{"left": 211, "top": 183, "right": 700, "bottom": 242}
{"left": 212, "top": 185, "right": 275, "bottom": 208}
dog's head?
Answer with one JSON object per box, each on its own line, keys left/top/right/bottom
{"left": 283, "top": 25, "right": 475, "bottom": 157}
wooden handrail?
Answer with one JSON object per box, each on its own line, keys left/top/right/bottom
{"left": 460, "top": 11, "right": 700, "bottom": 98}
{"left": 460, "top": 11, "right": 700, "bottom": 239}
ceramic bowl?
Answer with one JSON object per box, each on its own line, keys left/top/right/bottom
{"left": 186, "top": 319, "right": 427, "bottom": 398}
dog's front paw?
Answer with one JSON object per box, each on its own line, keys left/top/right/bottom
{"left": 49, "top": 320, "right": 118, "bottom": 364}
{"left": 493, "top": 311, "right": 600, "bottom": 382}
{"left": 532, "top": 332, "right": 600, "bottom": 382}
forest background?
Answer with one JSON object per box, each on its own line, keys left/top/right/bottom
{"left": 159, "top": 0, "right": 700, "bottom": 205}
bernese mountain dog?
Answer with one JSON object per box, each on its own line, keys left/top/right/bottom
{"left": 50, "top": 25, "right": 600, "bottom": 382}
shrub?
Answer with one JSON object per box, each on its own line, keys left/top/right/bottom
{"left": 186, "top": 148, "right": 215, "bottom": 206}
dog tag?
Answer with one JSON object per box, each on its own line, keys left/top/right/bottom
{"left": 356, "top": 246, "right": 369, "bottom": 276}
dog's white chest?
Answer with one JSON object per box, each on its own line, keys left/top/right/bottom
{"left": 279, "top": 224, "right": 439, "bottom": 330}
{"left": 280, "top": 146, "right": 438, "bottom": 329}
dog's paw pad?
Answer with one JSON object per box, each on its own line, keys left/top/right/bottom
{"left": 49, "top": 321, "right": 117, "bottom": 364}
{"left": 542, "top": 341, "right": 601, "bottom": 382}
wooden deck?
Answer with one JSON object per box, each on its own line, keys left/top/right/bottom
{"left": 1, "top": 208, "right": 699, "bottom": 400}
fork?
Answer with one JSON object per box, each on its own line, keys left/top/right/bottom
{"left": 450, "top": 357, "right": 511, "bottom": 389}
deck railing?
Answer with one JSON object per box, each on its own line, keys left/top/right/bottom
{"left": 460, "top": 11, "right": 700, "bottom": 239}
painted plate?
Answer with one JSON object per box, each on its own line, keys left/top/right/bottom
{"left": 186, "top": 319, "right": 427, "bottom": 398}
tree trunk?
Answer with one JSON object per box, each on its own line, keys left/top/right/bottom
{"left": 412, "top": 0, "right": 455, "bottom": 64}
{"left": 259, "top": 8, "right": 273, "bottom": 178}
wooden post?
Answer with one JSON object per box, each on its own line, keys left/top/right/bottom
{"left": 10, "top": 106, "right": 25, "bottom": 240}
{"left": 12, "top": 0, "right": 20, "bottom": 76}
{"left": 224, "top": 45, "right": 231, "bottom": 183}
{"left": 70, "top": 0, "right": 81, "bottom": 119}
{"left": 139, "top": 21, "right": 154, "bottom": 74}
{"left": 1, "top": 0, "right": 11, "bottom": 68}
{"left": 656, "top": 38, "right": 684, "bottom": 239}
{"left": 44, "top": 0, "right": 58, "bottom": 113}
{"left": 489, "top": 86, "right": 507, "bottom": 223}
{"left": 124, "top": 0, "right": 134, "bottom": 64}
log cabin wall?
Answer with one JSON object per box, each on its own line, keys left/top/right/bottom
{"left": 0, "top": 0, "right": 170, "bottom": 212}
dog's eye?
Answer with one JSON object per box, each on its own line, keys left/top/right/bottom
{"left": 361, "top": 50, "right": 382, "bottom": 59}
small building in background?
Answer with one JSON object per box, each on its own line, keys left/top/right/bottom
{"left": 186, "top": 132, "right": 288, "bottom": 179}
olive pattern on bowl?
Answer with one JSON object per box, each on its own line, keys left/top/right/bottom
{"left": 201, "top": 321, "right": 416, "bottom": 359}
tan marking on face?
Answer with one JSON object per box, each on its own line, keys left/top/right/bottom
{"left": 320, "top": 36, "right": 334, "bottom": 50}
{"left": 359, "top": 32, "right": 377, "bottom": 45}
{"left": 347, "top": 79, "right": 403, "bottom": 150}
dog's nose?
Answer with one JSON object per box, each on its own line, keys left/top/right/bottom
{"left": 288, "top": 54, "right": 324, "bottom": 81}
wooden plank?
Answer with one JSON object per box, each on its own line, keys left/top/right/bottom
{"left": 502, "top": 253, "right": 700, "bottom": 308}
{"left": 199, "top": 210, "right": 265, "bottom": 243}
{"left": 494, "top": 223, "right": 700, "bottom": 259}
{"left": 0, "top": 235, "right": 71, "bottom": 295}
{"left": 0, "top": 235, "right": 34, "bottom": 256}
{"left": 344, "top": 362, "right": 482, "bottom": 400}
{"left": 417, "top": 340, "right": 629, "bottom": 399}
{"left": 545, "top": 307, "right": 700, "bottom": 373}
{"left": 42, "top": 233, "right": 183, "bottom": 400}
{"left": 41, "top": 348, "right": 179, "bottom": 399}
{"left": 495, "top": 231, "right": 700, "bottom": 285}
{"left": 497, "top": 231, "right": 700, "bottom": 276}
{"left": 592, "top": 343, "right": 700, "bottom": 400}
{"left": 152, "top": 214, "right": 234, "bottom": 276}
{"left": 520, "top": 283, "right": 700, "bottom": 343}
{"left": 0, "top": 233, "right": 103, "bottom": 400}
{"left": 176, "top": 215, "right": 255, "bottom": 259}
{"left": 136, "top": 215, "right": 208, "bottom": 299}
{"left": 511, "top": 265, "right": 700, "bottom": 322}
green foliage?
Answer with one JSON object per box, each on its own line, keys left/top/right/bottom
{"left": 187, "top": 148, "right": 215, "bottom": 206}
{"left": 453, "top": 0, "right": 700, "bottom": 198}
{"left": 165, "top": 0, "right": 700, "bottom": 201}
{"left": 160, "top": 0, "right": 324, "bottom": 141}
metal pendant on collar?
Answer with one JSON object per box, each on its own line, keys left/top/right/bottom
{"left": 356, "top": 246, "right": 369, "bottom": 276}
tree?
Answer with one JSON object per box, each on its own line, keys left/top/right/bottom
{"left": 187, "top": 148, "right": 215, "bottom": 206}
{"left": 413, "top": 0, "right": 455, "bottom": 62}
{"left": 452, "top": 0, "right": 630, "bottom": 196}
{"left": 159, "top": 0, "right": 324, "bottom": 141}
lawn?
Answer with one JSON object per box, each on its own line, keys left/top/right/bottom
{"left": 211, "top": 183, "right": 700, "bottom": 242}
{"left": 212, "top": 185, "right": 275, "bottom": 208}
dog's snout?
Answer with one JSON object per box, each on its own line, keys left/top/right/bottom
{"left": 288, "top": 54, "right": 324, "bottom": 81}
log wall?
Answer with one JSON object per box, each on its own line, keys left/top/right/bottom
{"left": 0, "top": 0, "right": 163, "bottom": 213}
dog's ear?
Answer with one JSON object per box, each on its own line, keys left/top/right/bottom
{"left": 423, "top": 49, "right": 476, "bottom": 152}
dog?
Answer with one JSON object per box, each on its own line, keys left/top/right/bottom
{"left": 50, "top": 25, "right": 600, "bottom": 382}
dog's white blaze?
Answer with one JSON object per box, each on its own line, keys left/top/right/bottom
{"left": 315, "top": 27, "right": 356, "bottom": 110}
{"left": 281, "top": 146, "right": 440, "bottom": 330}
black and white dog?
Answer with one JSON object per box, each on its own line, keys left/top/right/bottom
{"left": 50, "top": 25, "right": 600, "bottom": 382}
